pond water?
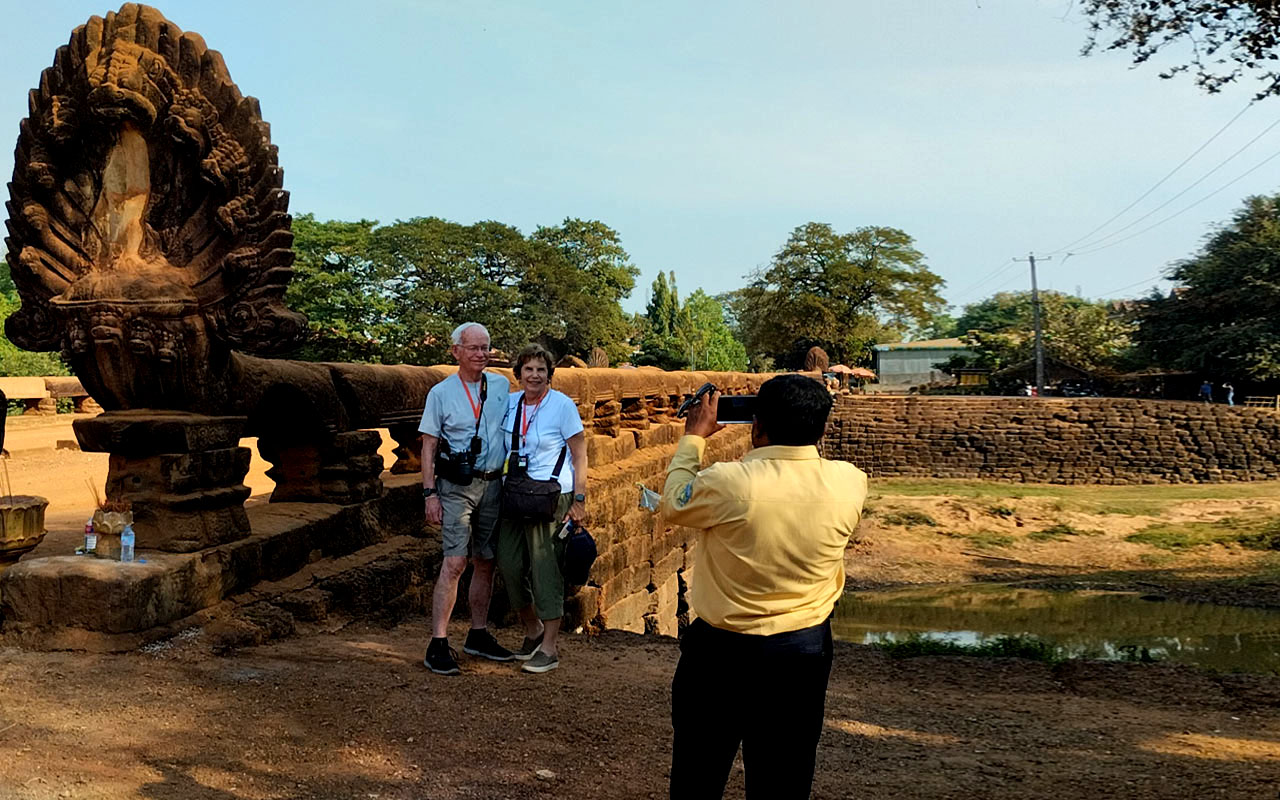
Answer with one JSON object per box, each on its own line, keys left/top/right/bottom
{"left": 832, "top": 584, "right": 1280, "bottom": 674}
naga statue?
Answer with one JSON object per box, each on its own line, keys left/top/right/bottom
{"left": 4, "top": 3, "right": 304, "bottom": 412}
{"left": 3, "top": 5, "right": 445, "bottom": 550}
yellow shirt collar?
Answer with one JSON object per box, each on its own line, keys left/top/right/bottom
{"left": 741, "top": 444, "right": 821, "bottom": 462}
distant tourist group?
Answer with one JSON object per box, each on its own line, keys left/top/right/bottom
{"left": 418, "top": 321, "right": 868, "bottom": 797}
{"left": 1200, "top": 380, "right": 1234, "bottom": 406}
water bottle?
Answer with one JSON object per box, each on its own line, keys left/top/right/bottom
{"left": 120, "top": 523, "right": 135, "bottom": 563}
{"left": 83, "top": 518, "right": 97, "bottom": 554}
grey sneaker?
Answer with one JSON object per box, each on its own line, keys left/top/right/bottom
{"left": 424, "top": 638, "right": 460, "bottom": 675}
{"left": 512, "top": 631, "right": 545, "bottom": 661}
{"left": 522, "top": 649, "right": 559, "bottom": 674}
{"left": 463, "top": 628, "right": 514, "bottom": 662}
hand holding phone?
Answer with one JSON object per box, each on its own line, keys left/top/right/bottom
{"left": 682, "top": 387, "right": 724, "bottom": 439}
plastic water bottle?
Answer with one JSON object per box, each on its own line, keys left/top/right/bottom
{"left": 120, "top": 523, "right": 135, "bottom": 563}
{"left": 83, "top": 518, "right": 97, "bottom": 554}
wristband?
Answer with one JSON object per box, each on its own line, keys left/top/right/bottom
{"left": 573, "top": 493, "right": 586, "bottom": 503}
{"left": 423, "top": 486, "right": 438, "bottom": 498}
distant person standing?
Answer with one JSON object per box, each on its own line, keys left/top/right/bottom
{"left": 1199, "top": 380, "right": 1214, "bottom": 403}
{"left": 1224, "top": 382, "right": 1235, "bottom": 407}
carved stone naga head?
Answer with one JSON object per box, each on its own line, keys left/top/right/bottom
{"left": 3, "top": 3, "right": 305, "bottom": 412}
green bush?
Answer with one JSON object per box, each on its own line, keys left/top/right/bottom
{"left": 1126, "top": 517, "right": 1280, "bottom": 551}
{"left": 879, "top": 509, "right": 937, "bottom": 527}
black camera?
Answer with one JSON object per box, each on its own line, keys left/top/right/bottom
{"left": 436, "top": 436, "right": 482, "bottom": 486}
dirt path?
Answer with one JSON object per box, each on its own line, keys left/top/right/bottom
{"left": 0, "top": 619, "right": 1277, "bottom": 800}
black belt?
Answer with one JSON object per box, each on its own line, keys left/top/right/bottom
{"left": 478, "top": 469, "right": 503, "bottom": 481}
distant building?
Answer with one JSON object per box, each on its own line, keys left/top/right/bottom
{"left": 872, "top": 337, "right": 972, "bottom": 387}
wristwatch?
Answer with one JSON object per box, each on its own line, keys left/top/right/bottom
{"left": 573, "top": 493, "right": 586, "bottom": 503}
{"left": 423, "top": 486, "right": 438, "bottom": 498}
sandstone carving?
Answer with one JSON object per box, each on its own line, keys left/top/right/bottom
{"left": 4, "top": 3, "right": 304, "bottom": 413}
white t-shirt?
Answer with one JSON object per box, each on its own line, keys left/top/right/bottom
{"left": 501, "top": 389, "right": 584, "bottom": 493}
{"left": 418, "top": 372, "right": 510, "bottom": 472}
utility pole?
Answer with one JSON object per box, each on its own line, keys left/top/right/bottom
{"left": 1013, "top": 252, "right": 1050, "bottom": 396}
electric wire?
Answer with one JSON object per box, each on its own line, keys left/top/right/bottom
{"left": 1064, "top": 113, "right": 1280, "bottom": 253}
{"left": 1045, "top": 98, "right": 1257, "bottom": 256}
{"left": 948, "top": 259, "right": 1020, "bottom": 306}
{"left": 1070, "top": 146, "right": 1280, "bottom": 256}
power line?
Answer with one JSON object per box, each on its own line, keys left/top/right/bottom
{"left": 947, "top": 258, "right": 1020, "bottom": 305}
{"left": 1065, "top": 113, "right": 1280, "bottom": 253}
{"left": 1097, "top": 273, "right": 1170, "bottom": 298}
{"left": 1046, "top": 98, "right": 1257, "bottom": 256}
{"left": 1070, "top": 146, "right": 1280, "bottom": 256}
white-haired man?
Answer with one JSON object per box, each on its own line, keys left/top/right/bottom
{"left": 419, "top": 322, "right": 514, "bottom": 674}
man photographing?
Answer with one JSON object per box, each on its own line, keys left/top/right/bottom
{"left": 419, "top": 322, "right": 514, "bottom": 674}
{"left": 660, "top": 373, "right": 868, "bottom": 798}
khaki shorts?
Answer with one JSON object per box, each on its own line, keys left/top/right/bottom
{"left": 438, "top": 476, "right": 502, "bottom": 559}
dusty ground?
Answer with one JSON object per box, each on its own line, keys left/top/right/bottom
{"left": 2, "top": 413, "right": 1280, "bottom": 799}
{"left": 1, "top": 619, "right": 1279, "bottom": 800}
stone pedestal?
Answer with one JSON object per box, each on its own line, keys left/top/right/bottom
{"left": 73, "top": 411, "right": 252, "bottom": 553}
{"left": 387, "top": 423, "right": 423, "bottom": 475}
{"left": 259, "top": 430, "right": 384, "bottom": 505}
{"left": 0, "top": 495, "right": 48, "bottom": 573}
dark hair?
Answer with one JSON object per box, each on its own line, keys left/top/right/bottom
{"left": 755, "top": 373, "right": 832, "bottom": 446}
{"left": 512, "top": 343, "right": 556, "bottom": 383}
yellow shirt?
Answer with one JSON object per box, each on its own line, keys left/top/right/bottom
{"left": 660, "top": 435, "right": 868, "bottom": 635}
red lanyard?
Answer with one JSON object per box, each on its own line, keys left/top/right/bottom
{"left": 462, "top": 379, "right": 482, "bottom": 420}
{"left": 521, "top": 394, "right": 545, "bottom": 440}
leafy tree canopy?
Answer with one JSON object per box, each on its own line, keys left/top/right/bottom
{"left": 0, "top": 261, "right": 69, "bottom": 377}
{"left": 948, "top": 290, "right": 1135, "bottom": 373}
{"left": 731, "top": 222, "right": 945, "bottom": 369}
{"left": 287, "top": 215, "right": 639, "bottom": 366}
{"left": 1133, "top": 193, "right": 1280, "bottom": 379}
{"left": 1081, "top": 0, "right": 1280, "bottom": 98}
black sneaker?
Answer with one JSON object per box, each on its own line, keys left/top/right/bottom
{"left": 424, "top": 638, "right": 460, "bottom": 675}
{"left": 463, "top": 628, "right": 514, "bottom": 662}
{"left": 512, "top": 630, "right": 545, "bottom": 661}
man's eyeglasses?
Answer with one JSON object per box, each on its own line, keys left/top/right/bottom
{"left": 459, "top": 344, "right": 491, "bottom": 354}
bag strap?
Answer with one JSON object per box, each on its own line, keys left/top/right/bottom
{"left": 473, "top": 374, "right": 488, "bottom": 439}
{"left": 550, "top": 445, "right": 568, "bottom": 480}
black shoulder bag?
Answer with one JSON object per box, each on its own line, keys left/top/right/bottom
{"left": 501, "top": 398, "right": 568, "bottom": 522}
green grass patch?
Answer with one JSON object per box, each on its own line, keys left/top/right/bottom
{"left": 1028, "top": 523, "right": 1101, "bottom": 542}
{"left": 878, "top": 634, "right": 1062, "bottom": 663}
{"left": 986, "top": 503, "right": 1016, "bottom": 518}
{"left": 878, "top": 509, "right": 936, "bottom": 527}
{"left": 874, "top": 479, "right": 1280, "bottom": 516}
{"left": 964, "top": 531, "right": 1016, "bottom": 549}
{"left": 1126, "top": 516, "right": 1280, "bottom": 551}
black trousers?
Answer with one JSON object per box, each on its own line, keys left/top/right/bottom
{"left": 670, "top": 618, "right": 834, "bottom": 799}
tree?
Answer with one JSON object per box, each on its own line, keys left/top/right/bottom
{"left": 525, "top": 218, "right": 640, "bottom": 365}
{"left": 681, "top": 290, "right": 748, "bottom": 371}
{"left": 287, "top": 215, "right": 641, "bottom": 367}
{"left": 287, "top": 214, "right": 390, "bottom": 362}
{"left": 734, "top": 222, "right": 945, "bottom": 369}
{"left": 947, "top": 291, "right": 1135, "bottom": 373}
{"left": 1, "top": 261, "right": 69, "bottom": 377}
{"left": 636, "top": 272, "right": 688, "bottom": 369}
{"left": 1133, "top": 193, "right": 1280, "bottom": 379}
{"left": 1081, "top": 1, "right": 1280, "bottom": 99}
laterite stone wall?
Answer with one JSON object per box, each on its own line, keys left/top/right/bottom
{"left": 823, "top": 396, "right": 1280, "bottom": 484}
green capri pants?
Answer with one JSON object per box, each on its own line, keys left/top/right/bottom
{"left": 497, "top": 493, "right": 573, "bottom": 621}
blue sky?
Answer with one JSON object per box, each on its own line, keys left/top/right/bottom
{"left": 4, "top": 1, "right": 1279, "bottom": 318}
